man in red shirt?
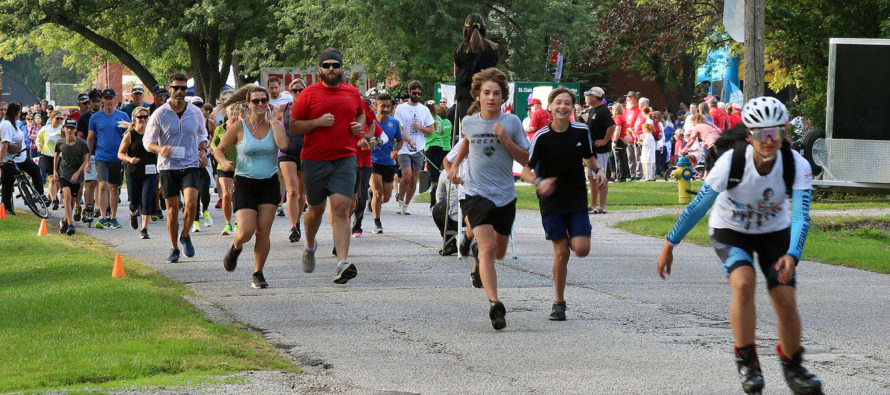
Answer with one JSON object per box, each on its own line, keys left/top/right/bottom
{"left": 524, "top": 98, "right": 551, "bottom": 141}
{"left": 290, "top": 48, "right": 368, "bottom": 284}
{"left": 623, "top": 91, "right": 643, "bottom": 180}
{"left": 709, "top": 99, "right": 731, "bottom": 132}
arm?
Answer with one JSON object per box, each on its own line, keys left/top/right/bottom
{"left": 143, "top": 111, "right": 171, "bottom": 157}
{"left": 414, "top": 122, "right": 434, "bottom": 136}
{"left": 447, "top": 138, "right": 469, "bottom": 184}
{"left": 270, "top": 120, "right": 289, "bottom": 151}
{"left": 212, "top": 121, "right": 242, "bottom": 172}
{"left": 35, "top": 129, "right": 45, "bottom": 153}
{"left": 117, "top": 132, "right": 137, "bottom": 164}
{"left": 53, "top": 151, "right": 60, "bottom": 182}
{"left": 657, "top": 183, "right": 719, "bottom": 279}
{"left": 775, "top": 188, "right": 812, "bottom": 284}
{"left": 71, "top": 152, "right": 90, "bottom": 183}
{"left": 87, "top": 129, "right": 97, "bottom": 153}
{"left": 290, "top": 114, "right": 334, "bottom": 135}
{"left": 492, "top": 122, "right": 529, "bottom": 166}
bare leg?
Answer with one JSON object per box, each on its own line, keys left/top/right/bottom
{"left": 399, "top": 167, "right": 416, "bottom": 205}
{"left": 552, "top": 239, "right": 570, "bottom": 301}
{"left": 219, "top": 177, "right": 234, "bottom": 224}
{"left": 329, "top": 193, "right": 352, "bottom": 261}
{"left": 729, "top": 266, "right": 757, "bottom": 347}
{"left": 253, "top": 204, "right": 277, "bottom": 272}
{"left": 280, "top": 162, "right": 301, "bottom": 228}
{"left": 97, "top": 181, "right": 109, "bottom": 218}
{"left": 770, "top": 285, "right": 802, "bottom": 355}
{"left": 164, "top": 195, "right": 181, "bottom": 249}
{"left": 303, "top": 201, "right": 325, "bottom": 250}
{"left": 474, "top": 225, "right": 500, "bottom": 302}
{"left": 109, "top": 184, "right": 120, "bottom": 218}
{"left": 180, "top": 187, "right": 198, "bottom": 239}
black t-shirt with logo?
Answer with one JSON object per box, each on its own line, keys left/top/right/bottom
{"left": 528, "top": 122, "right": 594, "bottom": 215}
{"left": 586, "top": 103, "right": 615, "bottom": 154}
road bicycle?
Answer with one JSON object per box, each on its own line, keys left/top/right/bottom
{"left": 4, "top": 160, "right": 49, "bottom": 218}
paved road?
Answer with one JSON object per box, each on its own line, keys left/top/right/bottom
{"left": 49, "top": 197, "right": 890, "bottom": 394}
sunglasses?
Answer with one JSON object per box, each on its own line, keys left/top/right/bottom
{"left": 250, "top": 98, "right": 269, "bottom": 105}
{"left": 169, "top": 86, "right": 188, "bottom": 91}
{"left": 749, "top": 127, "right": 784, "bottom": 142}
{"left": 54, "top": 117, "right": 64, "bottom": 120}
{"left": 291, "top": 89, "right": 303, "bottom": 94}
{"left": 320, "top": 62, "right": 342, "bottom": 69}
{"left": 410, "top": 91, "right": 422, "bottom": 96}
{"left": 136, "top": 115, "right": 149, "bottom": 120}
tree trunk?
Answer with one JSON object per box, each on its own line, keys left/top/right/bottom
{"left": 57, "top": 17, "right": 158, "bottom": 89}
{"left": 744, "top": 0, "right": 765, "bottom": 101}
{"left": 678, "top": 52, "right": 697, "bottom": 105}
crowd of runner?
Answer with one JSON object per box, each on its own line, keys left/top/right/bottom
{"left": 0, "top": 13, "right": 824, "bottom": 394}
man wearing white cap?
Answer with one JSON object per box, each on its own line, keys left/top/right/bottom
{"left": 584, "top": 87, "right": 615, "bottom": 213}
{"left": 122, "top": 85, "right": 147, "bottom": 118}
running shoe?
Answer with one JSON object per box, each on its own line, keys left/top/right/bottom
{"left": 140, "top": 228, "right": 149, "bottom": 239}
{"left": 52, "top": 200, "right": 59, "bottom": 210}
{"left": 395, "top": 201, "right": 404, "bottom": 215}
{"left": 470, "top": 241, "right": 482, "bottom": 288}
{"left": 373, "top": 219, "right": 383, "bottom": 234}
{"left": 288, "top": 226, "right": 301, "bottom": 243}
{"left": 203, "top": 210, "right": 213, "bottom": 227}
{"left": 84, "top": 205, "right": 94, "bottom": 223}
{"left": 549, "top": 301, "right": 567, "bottom": 321}
{"left": 352, "top": 231, "right": 362, "bottom": 238}
{"left": 459, "top": 233, "right": 471, "bottom": 257}
{"left": 301, "top": 245, "right": 316, "bottom": 273}
{"left": 333, "top": 262, "right": 357, "bottom": 284}
{"left": 215, "top": 199, "right": 222, "bottom": 209}
{"left": 276, "top": 204, "right": 285, "bottom": 217}
{"left": 180, "top": 236, "right": 196, "bottom": 257}
{"left": 221, "top": 222, "right": 233, "bottom": 236}
{"left": 66, "top": 224, "right": 75, "bottom": 236}
{"left": 130, "top": 213, "right": 138, "bottom": 230}
{"left": 110, "top": 218, "right": 122, "bottom": 229}
{"left": 73, "top": 207, "right": 82, "bottom": 222}
{"left": 167, "top": 248, "right": 181, "bottom": 263}
{"left": 191, "top": 220, "right": 201, "bottom": 232}
{"left": 251, "top": 271, "right": 268, "bottom": 289}
{"left": 59, "top": 219, "right": 68, "bottom": 234}
{"left": 223, "top": 244, "right": 241, "bottom": 272}
{"left": 401, "top": 204, "right": 411, "bottom": 215}
{"left": 489, "top": 301, "right": 507, "bottom": 330}
{"left": 95, "top": 218, "right": 107, "bottom": 229}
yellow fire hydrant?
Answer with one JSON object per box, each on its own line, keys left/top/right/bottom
{"left": 673, "top": 156, "right": 693, "bottom": 203}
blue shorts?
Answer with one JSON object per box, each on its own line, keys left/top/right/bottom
{"left": 541, "top": 210, "right": 591, "bottom": 240}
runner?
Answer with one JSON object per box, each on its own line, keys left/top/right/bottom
{"left": 424, "top": 101, "right": 451, "bottom": 208}
{"left": 117, "top": 106, "right": 158, "bottom": 239}
{"left": 211, "top": 104, "right": 243, "bottom": 236}
{"left": 144, "top": 73, "right": 209, "bottom": 263}
{"left": 76, "top": 89, "right": 102, "bottom": 225}
{"left": 1, "top": 103, "right": 45, "bottom": 215}
{"left": 36, "top": 110, "right": 65, "bottom": 210}
{"left": 447, "top": 68, "right": 529, "bottom": 330}
{"left": 88, "top": 89, "right": 130, "bottom": 229}
{"left": 278, "top": 79, "right": 307, "bottom": 243}
{"left": 657, "top": 97, "right": 822, "bottom": 394}
{"left": 369, "top": 93, "right": 404, "bottom": 234}
{"left": 191, "top": 101, "right": 216, "bottom": 232}
{"left": 393, "top": 81, "right": 434, "bottom": 215}
{"left": 350, "top": 97, "right": 379, "bottom": 238}
{"left": 289, "top": 48, "right": 368, "bottom": 283}
{"left": 521, "top": 87, "right": 605, "bottom": 321}
{"left": 216, "top": 86, "right": 289, "bottom": 289}
{"left": 53, "top": 118, "right": 90, "bottom": 236}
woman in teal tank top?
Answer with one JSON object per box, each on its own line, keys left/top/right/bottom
{"left": 212, "top": 86, "right": 289, "bottom": 289}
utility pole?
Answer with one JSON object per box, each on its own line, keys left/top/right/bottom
{"left": 744, "top": 0, "right": 765, "bottom": 101}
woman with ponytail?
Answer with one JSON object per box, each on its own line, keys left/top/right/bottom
{"left": 117, "top": 106, "right": 158, "bottom": 238}
{"left": 452, "top": 13, "right": 499, "bottom": 146}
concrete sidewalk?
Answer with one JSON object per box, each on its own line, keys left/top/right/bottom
{"left": 54, "top": 198, "right": 890, "bottom": 394}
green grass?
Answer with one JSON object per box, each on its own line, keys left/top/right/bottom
{"left": 416, "top": 181, "right": 890, "bottom": 211}
{"left": 0, "top": 215, "right": 298, "bottom": 392}
{"left": 614, "top": 214, "right": 890, "bottom": 273}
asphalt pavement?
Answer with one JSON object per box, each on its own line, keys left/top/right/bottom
{"left": 43, "top": 196, "right": 890, "bottom": 394}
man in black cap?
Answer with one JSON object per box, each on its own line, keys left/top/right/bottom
{"left": 122, "top": 85, "right": 147, "bottom": 118}
{"left": 88, "top": 88, "right": 130, "bottom": 229}
{"left": 289, "top": 47, "right": 368, "bottom": 284}
{"left": 76, "top": 88, "right": 102, "bottom": 224}
{"left": 149, "top": 84, "right": 168, "bottom": 114}
{"left": 55, "top": 117, "right": 90, "bottom": 236}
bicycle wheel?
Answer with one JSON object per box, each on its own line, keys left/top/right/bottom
{"left": 19, "top": 178, "right": 49, "bottom": 218}
{"left": 663, "top": 166, "right": 676, "bottom": 181}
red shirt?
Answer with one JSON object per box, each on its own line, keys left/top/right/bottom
{"left": 527, "top": 108, "right": 552, "bottom": 140}
{"left": 710, "top": 107, "right": 731, "bottom": 132}
{"left": 69, "top": 110, "right": 81, "bottom": 122}
{"left": 624, "top": 106, "right": 642, "bottom": 142}
{"left": 355, "top": 100, "right": 378, "bottom": 168}
{"left": 290, "top": 81, "right": 364, "bottom": 161}
{"left": 728, "top": 112, "right": 743, "bottom": 129}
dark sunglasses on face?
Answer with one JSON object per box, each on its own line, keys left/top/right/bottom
{"left": 136, "top": 115, "right": 149, "bottom": 120}
{"left": 411, "top": 91, "right": 422, "bottom": 96}
{"left": 54, "top": 117, "right": 64, "bottom": 120}
{"left": 250, "top": 98, "right": 269, "bottom": 105}
{"left": 291, "top": 89, "right": 303, "bottom": 94}
{"left": 170, "top": 86, "right": 188, "bottom": 91}
{"left": 320, "top": 62, "right": 341, "bottom": 69}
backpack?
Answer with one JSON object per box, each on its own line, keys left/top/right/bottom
{"left": 705, "top": 124, "right": 795, "bottom": 196}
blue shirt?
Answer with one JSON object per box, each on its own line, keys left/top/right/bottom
{"left": 89, "top": 109, "right": 129, "bottom": 162}
{"left": 235, "top": 120, "right": 279, "bottom": 179}
{"left": 371, "top": 116, "right": 402, "bottom": 166}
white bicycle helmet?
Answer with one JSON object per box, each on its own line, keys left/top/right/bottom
{"left": 742, "top": 96, "right": 788, "bottom": 128}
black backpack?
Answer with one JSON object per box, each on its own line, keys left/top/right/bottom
{"left": 704, "top": 124, "right": 795, "bottom": 196}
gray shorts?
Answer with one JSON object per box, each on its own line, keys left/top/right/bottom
{"left": 95, "top": 160, "right": 123, "bottom": 185}
{"left": 83, "top": 156, "right": 98, "bottom": 182}
{"left": 587, "top": 152, "right": 609, "bottom": 177}
{"left": 302, "top": 156, "right": 357, "bottom": 206}
{"left": 398, "top": 152, "right": 423, "bottom": 171}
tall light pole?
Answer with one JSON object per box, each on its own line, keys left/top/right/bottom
{"left": 744, "top": 0, "right": 765, "bottom": 101}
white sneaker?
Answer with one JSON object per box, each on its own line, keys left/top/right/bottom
{"left": 203, "top": 210, "right": 213, "bottom": 227}
{"left": 401, "top": 204, "right": 411, "bottom": 215}
{"left": 395, "top": 201, "right": 404, "bottom": 215}
{"left": 191, "top": 220, "right": 201, "bottom": 232}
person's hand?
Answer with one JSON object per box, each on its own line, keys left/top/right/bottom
{"left": 595, "top": 170, "right": 607, "bottom": 188}
{"left": 317, "top": 113, "right": 335, "bottom": 127}
{"left": 159, "top": 145, "right": 173, "bottom": 158}
{"left": 492, "top": 122, "right": 508, "bottom": 142}
{"left": 84, "top": 163, "right": 91, "bottom": 174}
{"left": 447, "top": 166, "right": 462, "bottom": 185}
{"left": 221, "top": 160, "right": 234, "bottom": 172}
{"left": 70, "top": 172, "right": 79, "bottom": 183}
{"left": 198, "top": 150, "right": 208, "bottom": 168}
{"left": 775, "top": 255, "right": 797, "bottom": 284}
{"left": 52, "top": 173, "right": 59, "bottom": 183}
{"left": 657, "top": 241, "right": 674, "bottom": 279}
{"left": 350, "top": 121, "right": 362, "bottom": 135}
{"left": 535, "top": 177, "right": 558, "bottom": 197}
{"left": 411, "top": 123, "right": 423, "bottom": 131}
{"left": 129, "top": 157, "right": 141, "bottom": 165}
{"left": 390, "top": 150, "right": 398, "bottom": 160}
{"left": 408, "top": 140, "right": 416, "bottom": 151}
{"left": 358, "top": 138, "right": 370, "bottom": 149}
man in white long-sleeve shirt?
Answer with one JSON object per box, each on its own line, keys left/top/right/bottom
{"left": 143, "top": 73, "right": 209, "bottom": 263}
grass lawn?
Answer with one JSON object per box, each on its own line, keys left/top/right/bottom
{"left": 0, "top": 215, "right": 298, "bottom": 392}
{"left": 416, "top": 180, "right": 890, "bottom": 211}
{"left": 614, "top": 214, "right": 890, "bottom": 273}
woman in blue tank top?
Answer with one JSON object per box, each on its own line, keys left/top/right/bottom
{"left": 212, "top": 86, "right": 289, "bottom": 289}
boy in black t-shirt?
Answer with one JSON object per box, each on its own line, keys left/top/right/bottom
{"left": 521, "top": 88, "right": 606, "bottom": 321}
{"left": 54, "top": 118, "right": 91, "bottom": 235}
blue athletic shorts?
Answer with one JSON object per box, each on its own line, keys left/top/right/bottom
{"left": 541, "top": 210, "right": 591, "bottom": 240}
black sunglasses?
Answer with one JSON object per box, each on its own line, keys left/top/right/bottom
{"left": 170, "top": 86, "right": 188, "bottom": 91}
{"left": 136, "top": 115, "right": 149, "bottom": 120}
{"left": 291, "top": 89, "right": 303, "bottom": 94}
{"left": 250, "top": 98, "right": 269, "bottom": 105}
{"left": 320, "top": 62, "right": 342, "bottom": 70}
{"left": 54, "top": 117, "right": 64, "bottom": 120}
{"left": 411, "top": 91, "right": 422, "bottom": 96}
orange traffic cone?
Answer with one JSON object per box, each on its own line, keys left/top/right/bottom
{"left": 37, "top": 219, "right": 48, "bottom": 236}
{"left": 0, "top": 203, "right": 6, "bottom": 219}
{"left": 111, "top": 253, "right": 126, "bottom": 278}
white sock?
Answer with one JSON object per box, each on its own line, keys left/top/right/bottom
{"left": 305, "top": 241, "right": 316, "bottom": 252}
{"left": 337, "top": 260, "right": 348, "bottom": 267}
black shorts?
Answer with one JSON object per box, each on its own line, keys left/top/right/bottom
{"left": 233, "top": 174, "right": 280, "bottom": 212}
{"left": 217, "top": 169, "right": 235, "bottom": 179}
{"left": 159, "top": 167, "right": 200, "bottom": 199}
{"left": 710, "top": 227, "right": 793, "bottom": 289}
{"left": 464, "top": 195, "right": 516, "bottom": 236}
{"left": 95, "top": 160, "right": 123, "bottom": 185}
{"left": 372, "top": 163, "right": 395, "bottom": 183}
{"left": 59, "top": 177, "right": 80, "bottom": 197}
{"left": 278, "top": 154, "right": 303, "bottom": 171}
{"left": 41, "top": 155, "right": 55, "bottom": 175}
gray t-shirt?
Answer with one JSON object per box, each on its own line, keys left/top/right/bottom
{"left": 55, "top": 138, "right": 90, "bottom": 181}
{"left": 462, "top": 112, "right": 529, "bottom": 207}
